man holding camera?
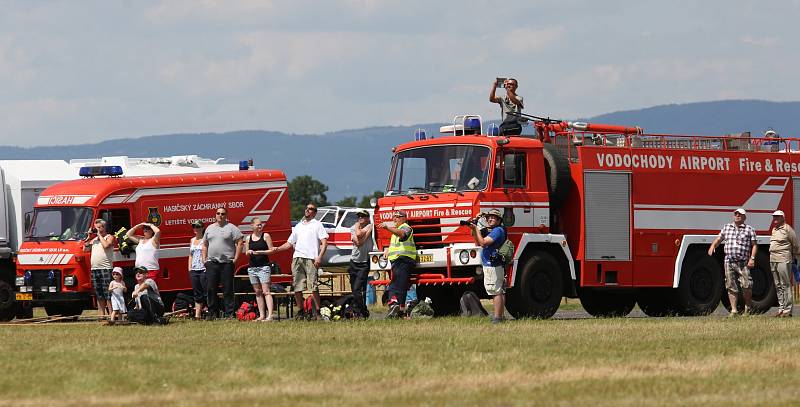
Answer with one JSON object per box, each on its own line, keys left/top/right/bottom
{"left": 489, "top": 77, "right": 524, "bottom": 136}
{"left": 380, "top": 210, "right": 416, "bottom": 318}
{"left": 84, "top": 219, "right": 116, "bottom": 316}
{"left": 467, "top": 209, "right": 507, "bottom": 324}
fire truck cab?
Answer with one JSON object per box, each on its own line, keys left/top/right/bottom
{"left": 15, "top": 167, "right": 292, "bottom": 317}
{"left": 371, "top": 115, "right": 785, "bottom": 318}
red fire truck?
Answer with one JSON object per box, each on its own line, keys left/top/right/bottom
{"left": 370, "top": 115, "right": 785, "bottom": 317}
{"left": 14, "top": 167, "right": 292, "bottom": 316}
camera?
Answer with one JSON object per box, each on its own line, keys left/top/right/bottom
{"left": 459, "top": 218, "right": 479, "bottom": 226}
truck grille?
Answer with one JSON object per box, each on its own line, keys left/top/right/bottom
{"left": 410, "top": 218, "right": 445, "bottom": 249}
{"left": 31, "top": 270, "right": 61, "bottom": 293}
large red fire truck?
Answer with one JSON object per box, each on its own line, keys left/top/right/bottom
{"left": 14, "top": 167, "right": 292, "bottom": 316}
{"left": 370, "top": 115, "right": 786, "bottom": 317}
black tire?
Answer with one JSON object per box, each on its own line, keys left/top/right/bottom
{"left": 720, "top": 251, "right": 775, "bottom": 314}
{"left": 579, "top": 288, "right": 636, "bottom": 317}
{"left": 44, "top": 302, "right": 84, "bottom": 317}
{"left": 506, "top": 251, "right": 563, "bottom": 319}
{"left": 416, "top": 285, "right": 460, "bottom": 316}
{"left": 542, "top": 144, "right": 571, "bottom": 208}
{"left": 675, "top": 252, "right": 723, "bottom": 316}
{"left": 636, "top": 288, "right": 679, "bottom": 317}
{"left": 749, "top": 251, "right": 776, "bottom": 314}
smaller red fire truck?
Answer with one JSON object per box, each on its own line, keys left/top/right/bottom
{"left": 370, "top": 114, "right": 787, "bottom": 317}
{"left": 15, "top": 166, "right": 292, "bottom": 316}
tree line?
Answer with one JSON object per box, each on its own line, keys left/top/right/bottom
{"left": 287, "top": 175, "right": 384, "bottom": 220}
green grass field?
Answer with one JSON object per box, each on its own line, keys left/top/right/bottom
{"left": 2, "top": 306, "right": 800, "bottom": 407}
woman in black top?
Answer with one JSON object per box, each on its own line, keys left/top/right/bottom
{"left": 243, "top": 217, "right": 275, "bottom": 321}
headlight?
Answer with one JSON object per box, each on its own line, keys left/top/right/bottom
{"left": 378, "top": 257, "right": 388, "bottom": 269}
{"left": 475, "top": 266, "right": 483, "bottom": 275}
{"left": 15, "top": 277, "right": 24, "bottom": 286}
{"left": 459, "top": 250, "right": 470, "bottom": 265}
{"left": 64, "top": 275, "right": 77, "bottom": 287}
{"left": 18, "top": 286, "right": 27, "bottom": 293}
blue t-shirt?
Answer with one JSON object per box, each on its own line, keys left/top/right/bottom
{"left": 480, "top": 227, "right": 506, "bottom": 267}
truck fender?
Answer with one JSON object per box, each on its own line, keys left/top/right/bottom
{"left": 510, "top": 233, "right": 576, "bottom": 288}
{"left": 673, "top": 234, "right": 771, "bottom": 288}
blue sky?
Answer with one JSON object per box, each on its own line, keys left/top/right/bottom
{"left": 1, "top": 1, "right": 798, "bottom": 146}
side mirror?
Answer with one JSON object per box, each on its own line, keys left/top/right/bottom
{"left": 24, "top": 211, "right": 32, "bottom": 235}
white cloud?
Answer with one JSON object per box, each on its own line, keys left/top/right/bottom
{"left": 502, "top": 26, "right": 565, "bottom": 55}
{"left": 739, "top": 35, "right": 778, "bottom": 48}
{"left": 145, "top": 0, "right": 277, "bottom": 24}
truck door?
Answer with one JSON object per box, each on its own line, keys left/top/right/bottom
{"left": 493, "top": 150, "right": 535, "bottom": 228}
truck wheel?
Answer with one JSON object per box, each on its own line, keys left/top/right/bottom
{"left": 542, "top": 144, "right": 571, "bottom": 208}
{"left": 506, "top": 251, "right": 563, "bottom": 319}
{"left": 416, "top": 285, "right": 460, "bottom": 316}
{"left": 636, "top": 288, "right": 679, "bottom": 317}
{"left": 749, "top": 251, "right": 776, "bottom": 314}
{"left": 720, "top": 251, "right": 775, "bottom": 314}
{"left": 44, "top": 303, "right": 84, "bottom": 317}
{"left": 0, "top": 281, "right": 15, "bottom": 312}
{"left": 579, "top": 288, "right": 636, "bottom": 317}
{"left": 675, "top": 252, "right": 723, "bottom": 316}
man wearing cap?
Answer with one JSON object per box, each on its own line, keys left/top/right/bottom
{"left": 467, "top": 209, "right": 508, "bottom": 324}
{"left": 769, "top": 210, "right": 798, "bottom": 317}
{"left": 708, "top": 208, "right": 758, "bottom": 316}
{"left": 379, "top": 210, "right": 417, "bottom": 318}
{"left": 349, "top": 210, "right": 374, "bottom": 318}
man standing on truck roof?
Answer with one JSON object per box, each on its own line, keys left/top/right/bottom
{"left": 202, "top": 207, "right": 243, "bottom": 319}
{"left": 349, "top": 210, "right": 374, "bottom": 319}
{"left": 270, "top": 203, "right": 328, "bottom": 319}
{"left": 489, "top": 77, "right": 524, "bottom": 136}
{"left": 768, "top": 210, "right": 798, "bottom": 317}
{"left": 380, "top": 210, "right": 417, "bottom": 318}
{"left": 84, "top": 219, "right": 116, "bottom": 317}
{"left": 708, "top": 208, "right": 758, "bottom": 316}
{"left": 467, "top": 209, "right": 507, "bottom": 324}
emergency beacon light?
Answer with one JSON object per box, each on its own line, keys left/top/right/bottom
{"left": 79, "top": 166, "right": 124, "bottom": 177}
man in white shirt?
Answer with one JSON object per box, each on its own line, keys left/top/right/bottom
{"left": 271, "top": 203, "right": 328, "bottom": 318}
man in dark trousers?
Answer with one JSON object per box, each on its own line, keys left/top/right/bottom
{"left": 348, "top": 210, "right": 374, "bottom": 318}
{"left": 202, "top": 207, "right": 243, "bottom": 319}
{"left": 489, "top": 77, "right": 524, "bottom": 136}
{"left": 379, "top": 210, "right": 417, "bottom": 318}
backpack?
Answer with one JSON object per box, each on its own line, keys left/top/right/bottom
{"left": 497, "top": 236, "right": 515, "bottom": 265}
{"left": 236, "top": 301, "right": 257, "bottom": 321}
{"left": 459, "top": 291, "right": 488, "bottom": 317}
{"left": 410, "top": 298, "right": 434, "bottom": 319}
{"left": 173, "top": 293, "right": 194, "bottom": 313}
{"left": 127, "top": 307, "right": 147, "bottom": 324}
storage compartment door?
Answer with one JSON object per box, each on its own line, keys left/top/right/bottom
{"left": 584, "top": 171, "right": 631, "bottom": 261}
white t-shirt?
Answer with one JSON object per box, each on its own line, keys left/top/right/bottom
{"left": 288, "top": 218, "right": 329, "bottom": 260}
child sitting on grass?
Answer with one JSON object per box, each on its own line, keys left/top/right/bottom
{"left": 108, "top": 267, "right": 127, "bottom": 323}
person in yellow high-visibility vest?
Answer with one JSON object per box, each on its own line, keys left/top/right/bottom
{"left": 379, "top": 210, "right": 417, "bottom": 318}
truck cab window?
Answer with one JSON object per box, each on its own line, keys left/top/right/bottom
{"left": 494, "top": 152, "right": 527, "bottom": 189}
{"left": 99, "top": 209, "right": 131, "bottom": 234}
{"left": 340, "top": 212, "right": 359, "bottom": 229}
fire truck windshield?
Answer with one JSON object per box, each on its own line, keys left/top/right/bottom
{"left": 387, "top": 145, "right": 491, "bottom": 195}
{"left": 27, "top": 207, "right": 94, "bottom": 241}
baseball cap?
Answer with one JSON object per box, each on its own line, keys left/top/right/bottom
{"left": 765, "top": 130, "right": 777, "bottom": 137}
{"left": 112, "top": 266, "right": 123, "bottom": 275}
{"left": 394, "top": 210, "right": 407, "bottom": 218}
{"left": 134, "top": 266, "right": 148, "bottom": 274}
{"left": 773, "top": 210, "right": 785, "bottom": 217}
{"left": 191, "top": 220, "right": 204, "bottom": 228}
{"left": 485, "top": 209, "right": 503, "bottom": 220}
{"left": 356, "top": 210, "right": 369, "bottom": 217}
{"left": 734, "top": 208, "right": 746, "bottom": 215}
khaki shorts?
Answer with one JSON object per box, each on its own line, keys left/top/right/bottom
{"left": 725, "top": 261, "right": 752, "bottom": 293}
{"left": 292, "top": 257, "right": 319, "bottom": 292}
{"left": 483, "top": 265, "right": 505, "bottom": 296}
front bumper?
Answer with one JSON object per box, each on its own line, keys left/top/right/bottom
{"left": 369, "top": 244, "right": 483, "bottom": 271}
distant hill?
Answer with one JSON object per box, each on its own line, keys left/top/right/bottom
{"left": 1, "top": 100, "right": 798, "bottom": 200}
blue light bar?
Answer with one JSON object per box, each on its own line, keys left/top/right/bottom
{"left": 414, "top": 129, "right": 426, "bottom": 141}
{"left": 464, "top": 118, "right": 481, "bottom": 133}
{"left": 79, "top": 166, "right": 124, "bottom": 177}
{"left": 239, "top": 160, "right": 249, "bottom": 170}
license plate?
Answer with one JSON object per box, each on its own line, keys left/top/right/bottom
{"left": 15, "top": 293, "right": 32, "bottom": 301}
{"left": 418, "top": 254, "right": 433, "bottom": 263}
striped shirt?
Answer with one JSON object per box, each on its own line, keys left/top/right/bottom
{"left": 718, "top": 222, "right": 757, "bottom": 263}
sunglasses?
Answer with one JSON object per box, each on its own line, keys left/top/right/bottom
{"left": 305, "top": 207, "right": 317, "bottom": 211}
{"left": 216, "top": 212, "right": 227, "bottom": 215}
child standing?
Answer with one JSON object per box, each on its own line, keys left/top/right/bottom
{"left": 108, "top": 267, "right": 127, "bottom": 323}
